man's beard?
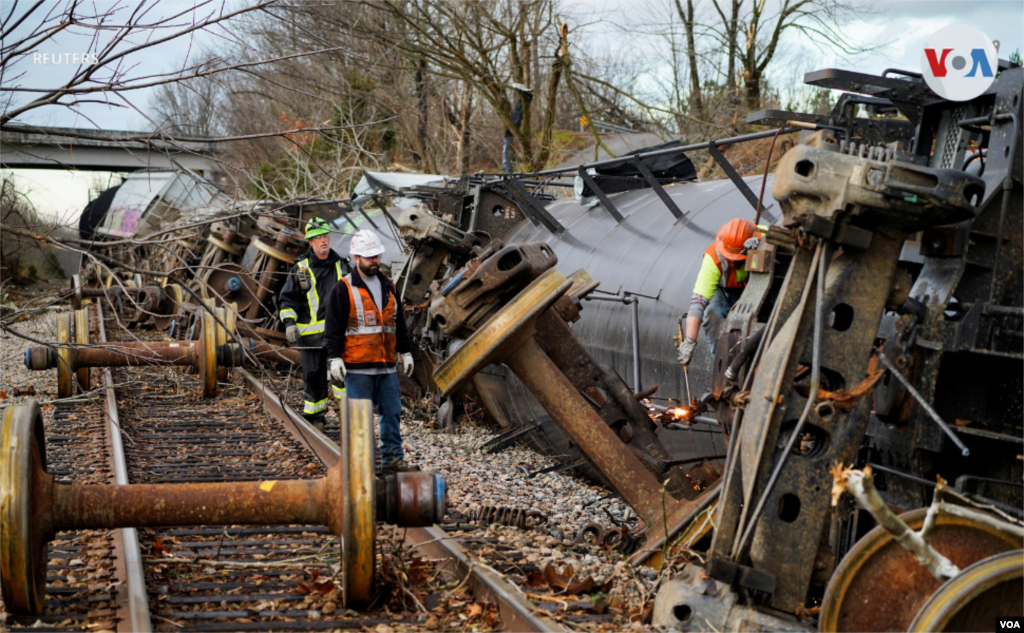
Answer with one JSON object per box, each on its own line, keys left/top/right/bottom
{"left": 358, "top": 261, "right": 379, "bottom": 277}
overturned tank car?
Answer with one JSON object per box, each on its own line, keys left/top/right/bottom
{"left": 389, "top": 64, "right": 1024, "bottom": 631}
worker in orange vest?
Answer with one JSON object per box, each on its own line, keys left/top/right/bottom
{"left": 677, "top": 218, "right": 765, "bottom": 366}
{"left": 324, "top": 229, "right": 417, "bottom": 473}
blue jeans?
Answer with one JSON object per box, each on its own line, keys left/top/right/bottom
{"left": 344, "top": 372, "right": 404, "bottom": 463}
{"left": 704, "top": 287, "right": 744, "bottom": 360}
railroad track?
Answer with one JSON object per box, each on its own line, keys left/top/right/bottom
{"left": 3, "top": 302, "right": 570, "bottom": 632}
{"left": 251, "top": 371, "right": 623, "bottom": 629}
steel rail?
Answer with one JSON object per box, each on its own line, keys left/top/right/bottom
{"left": 234, "top": 367, "right": 340, "bottom": 463}
{"left": 235, "top": 369, "right": 561, "bottom": 632}
{"left": 95, "top": 301, "right": 153, "bottom": 633}
{"left": 404, "top": 525, "right": 566, "bottom": 632}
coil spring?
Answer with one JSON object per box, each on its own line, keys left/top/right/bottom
{"left": 839, "top": 140, "right": 895, "bottom": 162}
{"left": 467, "top": 505, "right": 547, "bottom": 529}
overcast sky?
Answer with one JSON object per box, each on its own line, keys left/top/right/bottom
{"left": 5, "top": 0, "right": 1021, "bottom": 131}
{"left": 3, "top": 0, "right": 1022, "bottom": 220}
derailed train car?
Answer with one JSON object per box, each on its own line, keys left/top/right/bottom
{"left": 68, "top": 59, "right": 1023, "bottom": 631}
{"left": 392, "top": 64, "right": 1024, "bottom": 630}
{"left": 395, "top": 170, "right": 762, "bottom": 475}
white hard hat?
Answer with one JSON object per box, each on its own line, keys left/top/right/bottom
{"left": 349, "top": 229, "right": 385, "bottom": 257}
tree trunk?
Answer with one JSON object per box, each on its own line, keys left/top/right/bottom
{"left": 742, "top": 0, "right": 767, "bottom": 113}
{"left": 674, "top": 0, "right": 705, "bottom": 122}
{"left": 457, "top": 83, "right": 473, "bottom": 174}
{"left": 535, "top": 23, "right": 568, "bottom": 170}
{"left": 414, "top": 55, "right": 429, "bottom": 169}
{"left": 744, "top": 70, "right": 762, "bottom": 111}
{"left": 725, "top": 0, "right": 740, "bottom": 91}
{"left": 727, "top": 0, "right": 741, "bottom": 125}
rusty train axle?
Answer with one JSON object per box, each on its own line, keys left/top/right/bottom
{"left": 0, "top": 398, "right": 446, "bottom": 614}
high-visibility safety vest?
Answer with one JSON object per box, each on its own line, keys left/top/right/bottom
{"left": 340, "top": 274, "right": 397, "bottom": 365}
{"left": 704, "top": 243, "right": 748, "bottom": 290}
{"left": 286, "top": 258, "right": 345, "bottom": 336}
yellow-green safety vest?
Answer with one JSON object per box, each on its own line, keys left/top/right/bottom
{"left": 285, "top": 259, "right": 344, "bottom": 336}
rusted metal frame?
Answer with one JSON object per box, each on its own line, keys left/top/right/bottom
{"left": 739, "top": 236, "right": 904, "bottom": 612}
{"left": 533, "top": 310, "right": 690, "bottom": 499}
{"left": 504, "top": 178, "right": 565, "bottom": 234}
{"left": 233, "top": 368, "right": 340, "bottom": 467}
{"left": 631, "top": 483, "right": 721, "bottom": 568}
{"left": 404, "top": 525, "right": 566, "bottom": 632}
{"left": 576, "top": 166, "right": 624, "bottom": 223}
{"left": 708, "top": 245, "right": 821, "bottom": 563}
{"left": 731, "top": 243, "right": 828, "bottom": 561}
{"left": 504, "top": 336, "right": 701, "bottom": 536}
{"left": 94, "top": 302, "right": 152, "bottom": 633}
{"left": 706, "top": 142, "right": 762, "bottom": 212}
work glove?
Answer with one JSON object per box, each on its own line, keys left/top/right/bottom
{"left": 285, "top": 324, "right": 299, "bottom": 345}
{"left": 329, "top": 358, "right": 346, "bottom": 382}
{"left": 676, "top": 337, "right": 698, "bottom": 367}
{"left": 401, "top": 352, "right": 414, "bottom": 377}
{"left": 743, "top": 236, "right": 760, "bottom": 251}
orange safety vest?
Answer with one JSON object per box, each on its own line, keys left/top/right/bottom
{"left": 340, "top": 274, "right": 397, "bottom": 366}
{"left": 703, "top": 243, "right": 748, "bottom": 289}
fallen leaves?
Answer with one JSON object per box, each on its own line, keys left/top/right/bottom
{"left": 295, "top": 569, "right": 336, "bottom": 595}
{"left": 540, "top": 563, "right": 613, "bottom": 596}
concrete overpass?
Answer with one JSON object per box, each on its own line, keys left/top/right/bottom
{"left": 1, "top": 125, "right": 224, "bottom": 180}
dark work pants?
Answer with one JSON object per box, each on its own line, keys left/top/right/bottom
{"left": 345, "top": 372, "right": 404, "bottom": 463}
{"left": 704, "top": 286, "right": 744, "bottom": 361}
{"left": 299, "top": 345, "right": 328, "bottom": 421}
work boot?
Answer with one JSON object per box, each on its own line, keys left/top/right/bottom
{"left": 306, "top": 416, "right": 326, "bottom": 433}
{"left": 381, "top": 458, "right": 420, "bottom": 473}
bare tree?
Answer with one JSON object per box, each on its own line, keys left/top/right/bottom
{"left": 352, "top": 0, "right": 571, "bottom": 172}
{"left": 150, "top": 61, "right": 225, "bottom": 137}
{"left": 732, "top": 0, "right": 881, "bottom": 110}
{"left": 4, "top": 1, "right": 269, "bottom": 125}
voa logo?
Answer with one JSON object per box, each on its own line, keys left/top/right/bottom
{"left": 999, "top": 619, "right": 1022, "bottom": 629}
{"left": 921, "top": 24, "right": 998, "bottom": 101}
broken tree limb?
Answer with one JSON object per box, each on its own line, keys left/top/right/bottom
{"left": 932, "top": 478, "right": 1024, "bottom": 540}
{"left": 831, "top": 464, "right": 960, "bottom": 581}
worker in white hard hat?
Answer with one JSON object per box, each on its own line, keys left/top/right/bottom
{"left": 324, "top": 229, "right": 417, "bottom": 473}
{"left": 279, "top": 217, "right": 351, "bottom": 431}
